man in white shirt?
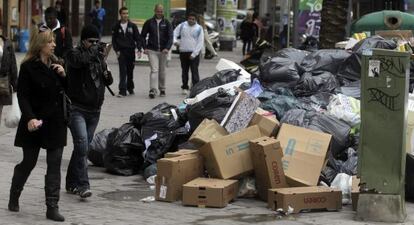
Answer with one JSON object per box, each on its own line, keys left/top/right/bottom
{"left": 173, "top": 12, "right": 204, "bottom": 95}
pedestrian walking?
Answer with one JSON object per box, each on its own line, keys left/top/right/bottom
{"left": 65, "top": 25, "right": 113, "bottom": 199}
{"left": 141, "top": 4, "right": 173, "bottom": 99}
{"left": 198, "top": 16, "right": 218, "bottom": 59}
{"left": 0, "top": 35, "right": 18, "bottom": 126}
{"left": 173, "top": 12, "right": 204, "bottom": 95}
{"left": 89, "top": 0, "right": 106, "bottom": 37}
{"left": 8, "top": 27, "right": 67, "bottom": 222}
{"left": 240, "top": 12, "right": 258, "bottom": 56}
{"left": 112, "top": 7, "right": 142, "bottom": 97}
{"left": 41, "top": 7, "right": 73, "bottom": 61}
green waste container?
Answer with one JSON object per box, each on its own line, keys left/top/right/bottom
{"left": 351, "top": 10, "right": 414, "bottom": 34}
{"left": 357, "top": 48, "right": 409, "bottom": 222}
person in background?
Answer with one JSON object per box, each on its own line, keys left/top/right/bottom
{"left": 89, "top": 0, "right": 106, "bottom": 37}
{"left": 41, "top": 7, "right": 73, "bottom": 61}
{"left": 240, "top": 12, "right": 258, "bottom": 56}
{"left": 141, "top": 4, "right": 173, "bottom": 99}
{"left": 198, "top": 16, "right": 218, "bottom": 59}
{"left": 253, "top": 12, "right": 264, "bottom": 39}
{"left": 65, "top": 24, "right": 113, "bottom": 199}
{"left": 112, "top": 7, "right": 142, "bottom": 97}
{"left": 0, "top": 35, "right": 18, "bottom": 127}
{"left": 173, "top": 12, "right": 204, "bottom": 96}
{"left": 55, "top": 1, "right": 66, "bottom": 26}
{"left": 8, "top": 27, "right": 67, "bottom": 222}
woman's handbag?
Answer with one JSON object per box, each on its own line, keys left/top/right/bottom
{"left": 4, "top": 93, "right": 21, "bottom": 128}
{"left": 0, "top": 75, "right": 10, "bottom": 96}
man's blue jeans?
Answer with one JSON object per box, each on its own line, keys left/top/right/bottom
{"left": 66, "top": 108, "right": 100, "bottom": 190}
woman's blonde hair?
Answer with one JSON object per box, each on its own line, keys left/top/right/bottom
{"left": 198, "top": 15, "right": 206, "bottom": 29}
{"left": 23, "top": 26, "right": 54, "bottom": 63}
{"left": 245, "top": 11, "right": 253, "bottom": 23}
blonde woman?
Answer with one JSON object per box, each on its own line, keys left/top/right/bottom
{"left": 198, "top": 16, "right": 218, "bottom": 59}
{"left": 8, "top": 27, "right": 67, "bottom": 222}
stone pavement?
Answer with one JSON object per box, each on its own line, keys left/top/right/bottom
{"left": 0, "top": 37, "right": 413, "bottom": 225}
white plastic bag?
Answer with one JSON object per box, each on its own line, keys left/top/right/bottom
{"left": 330, "top": 173, "right": 352, "bottom": 205}
{"left": 327, "top": 94, "right": 360, "bottom": 127}
{"left": 4, "top": 93, "right": 21, "bottom": 128}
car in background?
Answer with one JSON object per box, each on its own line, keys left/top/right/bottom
{"left": 171, "top": 8, "right": 186, "bottom": 29}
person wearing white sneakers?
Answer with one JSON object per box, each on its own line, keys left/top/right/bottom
{"left": 173, "top": 12, "right": 204, "bottom": 96}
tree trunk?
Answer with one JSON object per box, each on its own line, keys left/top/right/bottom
{"left": 319, "top": 0, "right": 349, "bottom": 49}
{"left": 186, "top": 0, "right": 206, "bottom": 16}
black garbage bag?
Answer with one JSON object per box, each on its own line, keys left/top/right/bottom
{"left": 298, "top": 92, "right": 333, "bottom": 111}
{"left": 129, "top": 112, "right": 145, "bottom": 129}
{"left": 88, "top": 128, "right": 116, "bottom": 167}
{"left": 301, "top": 49, "right": 351, "bottom": 74}
{"left": 320, "top": 165, "right": 338, "bottom": 186}
{"left": 320, "top": 148, "right": 358, "bottom": 186}
{"left": 143, "top": 163, "right": 157, "bottom": 180}
{"left": 187, "top": 90, "right": 236, "bottom": 132}
{"left": 258, "top": 91, "right": 301, "bottom": 120}
{"left": 273, "top": 47, "right": 309, "bottom": 63}
{"left": 143, "top": 131, "right": 176, "bottom": 167}
{"left": 104, "top": 123, "right": 145, "bottom": 176}
{"left": 189, "top": 69, "right": 241, "bottom": 98}
{"left": 337, "top": 36, "right": 397, "bottom": 81}
{"left": 336, "top": 80, "right": 361, "bottom": 99}
{"left": 406, "top": 153, "right": 414, "bottom": 200}
{"left": 281, "top": 109, "right": 352, "bottom": 158}
{"left": 259, "top": 57, "right": 302, "bottom": 87}
{"left": 293, "top": 71, "right": 339, "bottom": 97}
{"left": 140, "top": 103, "right": 184, "bottom": 140}
{"left": 240, "top": 39, "right": 274, "bottom": 72}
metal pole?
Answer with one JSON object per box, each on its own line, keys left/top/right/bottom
{"left": 286, "top": 0, "right": 290, "bottom": 48}
{"left": 2, "top": 0, "right": 8, "bottom": 36}
{"left": 292, "top": 0, "right": 299, "bottom": 48}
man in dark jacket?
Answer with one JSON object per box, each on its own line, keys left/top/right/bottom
{"left": 141, "top": 4, "right": 173, "bottom": 98}
{"left": 42, "top": 7, "right": 73, "bottom": 60}
{"left": 65, "top": 25, "right": 113, "bottom": 198}
{"left": 112, "top": 7, "right": 142, "bottom": 97}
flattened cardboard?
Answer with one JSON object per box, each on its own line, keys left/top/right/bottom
{"left": 200, "top": 125, "right": 262, "bottom": 179}
{"left": 277, "top": 124, "right": 332, "bottom": 186}
{"left": 249, "top": 108, "right": 280, "bottom": 137}
{"left": 351, "top": 176, "right": 360, "bottom": 211}
{"left": 155, "top": 154, "right": 203, "bottom": 202}
{"left": 250, "top": 137, "right": 288, "bottom": 201}
{"left": 189, "top": 119, "right": 228, "bottom": 146}
{"left": 268, "top": 186, "right": 342, "bottom": 213}
{"left": 164, "top": 149, "right": 199, "bottom": 158}
{"left": 221, "top": 92, "right": 260, "bottom": 133}
{"left": 182, "top": 178, "right": 238, "bottom": 208}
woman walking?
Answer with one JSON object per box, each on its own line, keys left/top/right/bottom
{"left": 240, "top": 12, "right": 258, "bottom": 56}
{"left": 8, "top": 27, "right": 67, "bottom": 222}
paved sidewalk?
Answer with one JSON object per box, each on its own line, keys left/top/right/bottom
{"left": 0, "top": 37, "right": 413, "bottom": 225}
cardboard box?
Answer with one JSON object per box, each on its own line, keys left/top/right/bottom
{"left": 277, "top": 124, "right": 332, "bottom": 186}
{"left": 189, "top": 119, "right": 228, "bottom": 146}
{"left": 200, "top": 125, "right": 262, "bottom": 179}
{"left": 249, "top": 108, "right": 280, "bottom": 137}
{"left": 351, "top": 176, "right": 360, "bottom": 211}
{"left": 268, "top": 186, "right": 342, "bottom": 213}
{"left": 155, "top": 154, "right": 203, "bottom": 202}
{"left": 249, "top": 137, "right": 288, "bottom": 201}
{"left": 164, "top": 149, "right": 199, "bottom": 158}
{"left": 182, "top": 178, "right": 238, "bottom": 208}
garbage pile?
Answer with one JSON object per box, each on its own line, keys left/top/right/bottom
{"left": 88, "top": 35, "right": 414, "bottom": 213}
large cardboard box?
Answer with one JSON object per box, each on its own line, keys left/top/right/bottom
{"left": 250, "top": 137, "right": 288, "bottom": 201}
{"left": 155, "top": 154, "right": 203, "bottom": 202}
{"left": 249, "top": 108, "right": 280, "bottom": 137}
{"left": 200, "top": 125, "right": 262, "bottom": 179}
{"left": 268, "top": 186, "right": 342, "bottom": 213}
{"left": 277, "top": 124, "right": 332, "bottom": 186}
{"left": 164, "top": 149, "right": 199, "bottom": 158}
{"left": 351, "top": 176, "right": 360, "bottom": 211}
{"left": 189, "top": 119, "right": 228, "bottom": 146}
{"left": 182, "top": 178, "right": 238, "bottom": 208}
